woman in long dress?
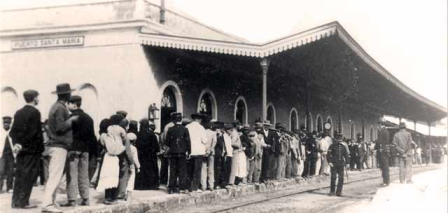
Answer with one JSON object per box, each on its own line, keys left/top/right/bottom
{"left": 135, "top": 119, "right": 160, "bottom": 190}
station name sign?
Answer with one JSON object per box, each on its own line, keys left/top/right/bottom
{"left": 11, "top": 36, "right": 84, "bottom": 50}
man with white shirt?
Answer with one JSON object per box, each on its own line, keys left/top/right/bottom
{"left": 186, "top": 113, "right": 207, "bottom": 193}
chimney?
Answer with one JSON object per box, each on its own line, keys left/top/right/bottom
{"left": 160, "top": 0, "right": 166, "bottom": 24}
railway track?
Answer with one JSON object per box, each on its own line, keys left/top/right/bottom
{"left": 208, "top": 166, "right": 438, "bottom": 213}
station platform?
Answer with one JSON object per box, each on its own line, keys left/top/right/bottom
{"left": 0, "top": 165, "right": 436, "bottom": 213}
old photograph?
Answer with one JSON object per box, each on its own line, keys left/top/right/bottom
{"left": 0, "top": 0, "right": 446, "bottom": 212}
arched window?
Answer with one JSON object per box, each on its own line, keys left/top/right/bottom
{"left": 326, "top": 116, "right": 333, "bottom": 137}
{"left": 78, "top": 83, "right": 99, "bottom": 133}
{"left": 350, "top": 121, "right": 355, "bottom": 139}
{"left": 234, "top": 96, "right": 248, "bottom": 125}
{"left": 197, "top": 89, "right": 218, "bottom": 120}
{"left": 370, "top": 126, "right": 374, "bottom": 141}
{"left": 266, "top": 103, "right": 276, "bottom": 125}
{"left": 1, "top": 87, "right": 18, "bottom": 117}
{"left": 305, "top": 113, "right": 313, "bottom": 132}
{"left": 289, "top": 108, "right": 298, "bottom": 131}
{"left": 316, "top": 114, "right": 323, "bottom": 133}
{"left": 159, "top": 80, "right": 183, "bottom": 132}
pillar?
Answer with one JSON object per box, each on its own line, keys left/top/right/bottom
{"left": 428, "top": 121, "right": 432, "bottom": 163}
{"left": 413, "top": 120, "right": 417, "bottom": 131}
{"left": 260, "top": 58, "right": 270, "bottom": 121}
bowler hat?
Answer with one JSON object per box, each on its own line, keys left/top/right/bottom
{"left": 51, "top": 83, "right": 75, "bottom": 94}
{"left": 212, "top": 121, "right": 224, "bottom": 129}
{"left": 224, "top": 123, "right": 234, "bottom": 130}
{"left": 191, "top": 113, "right": 203, "bottom": 120}
{"left": 116, "top": 110, "right": 128, "bottom": 118}
{"left": 399, "top": 122, "right": 406, "bottom": 129}
{"left": 275, "top": 123, "right": 285, "bottom": 130}
{"left": 23, "top": 90, "right": 39, "bottom": 100}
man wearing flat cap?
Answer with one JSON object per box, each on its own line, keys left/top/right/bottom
{"left": 42, "top": 83, "right": 78, "bottom": 213}
{"left": 62, "top": 96, "right": 96, "bottom": 207}
{"left": 375, "top": 119, "right": 391, "bottom": 186}
{"left": 9, "top": 90, "right": 43, "bottom": 209}
{"left": 0, "top": 116, "right": 14, "bottom": 194}
{"left": 393, "top": 122, "right": 414, "bottom": 184}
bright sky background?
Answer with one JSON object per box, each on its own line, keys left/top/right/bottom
{"left": 1, "top": 0, "right": 447, "bottom": 128}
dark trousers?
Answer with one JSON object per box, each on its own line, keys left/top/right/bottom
{"left": 302, "top": 155, "right": 316, "bottom": 176}
{"left": 11, "top": 153, "right": 40, "bottom": 207}
{"left": 188, "top": 156, "right": 203, "bottom": 191}
{"left": 117, "top": 154, "right": 130, "bottom": 198}
{"left": 160, "top": 157, "right": 169, "bottom": 185}
{"left": 214, "top": 156, "right": 226, "bottom": 188}
{"left": 224, "top": 156, "right": 232, "bottom": 184}
{"left": 105, "top": 187, "right": 118, "bottom": 201}
{"left": 261, "top": 150, "right": 271, "bottom": 181}
{"left": 379, "top": 153, "right": 390, "bottom": 184}
{"left": 168, "top": 156, "right": 187, "bottom": 190}
{"left": 350, "top": 156, "right": 360, "bottom": 170}
{"left": 88, "top": 154, "right": 98, "bottom": 182}
{"left": 330, "top": 165, "right": 344, "bottom": 194}
{"left": 0, "top": 155, "right": 14, "bottom": 191}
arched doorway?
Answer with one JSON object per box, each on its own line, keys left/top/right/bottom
{"left": 350, "top": 121, "right": 355, "bottom": 139}
{"left": 290, "top": 108, "right": 298, "bottom": 131}
{"left": 78, "top": 83, "right": 99, "bottom": 134}
{"left": 161, "top": 87, "right": 177, "bottom": 131}
{"left": 197, "top": 89, "right": 218, "bottom": 120}
{"left": 326, "top": 116, "right": 333, "bottom": 137}
{"left": 370, "top": 126, "right": 374, "bottom": 141}
{"left": 234, "top": 96, "right": 248, "bottom": 124}
{"left": 305, "top": 113, "right": 313, "bottom": 132}
{"left": 1, "top": 87, "right": 18, "bottom": 117}
{"left": 316, "top": 115, "right": 323, "bottom": 133}
{"left": 266, "top": 103, "right": 276, "bottom": 125}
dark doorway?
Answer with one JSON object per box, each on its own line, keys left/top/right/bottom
{"left": 236, "top": 100, "right": 246, "bottom": 124}
{"left": 161, "top": 87, "right": 177, "bottom": 132}
{"left": 199, "top": 93, "right": 213, "bottom": 119}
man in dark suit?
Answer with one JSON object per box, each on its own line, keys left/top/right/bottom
{"left": 327, "top": 132, "right": 350, "bottom": 196}
{"left": 9, "top": 90, "right": 44, "bottom": 209}
{"left": 375, "top": 120, "right": 390, "bottom": 186}
{"left": 62, "top": 96, "right": 96, "bottom": 206}
{"left": 0, "top": 116, "right": 14, "bottom": 194}
{"left": 260, "top": 120, "right": 277, "bottom": 182}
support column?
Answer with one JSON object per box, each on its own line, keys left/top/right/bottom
{"left": 413, "top": 120, "right": 417, "bottom": 131}
{"left": 260, "top": 58, "right": 270, "bottom": 121}
{"left": 427, "top": 121, "right": 432, "bottom": 163}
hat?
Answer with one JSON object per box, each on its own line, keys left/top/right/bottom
{"left": 300, "top": 124, "right": 306, "bottom": 130}
{"left": 242, "top": 124, "right": 251, "bottom": 130}
{"left": 224, "top": 123, "right": 234, "bottom": 130}
{"left": 69, "top": 95, "right": 82, "bottom": 103}
{"left": 212, "top": 121, "right": 224, "bottom": 129}
{"left": 182, "top": 118, "right": 192, "bottom": 126}
{"left": 312, "top": 131, "right": 317, "bottom": 135}
{"left": 51, "top": 83, "right": 75, "bottom": 94}
{"left": 191, "top": 113, "right": 203, "bottom": 120}
{"left": 263, "top": 120, "right": 272, "bottom": 127}
{"left": 127, "top": 133, "right": 137, "bottom": 141}
{"left": 2, "top": 116, "right": 12, "bottom": 123}
{"left": 254, "top": 121, "right": 263, "bottom": 128}
{"left": 335, "top": 132, "right": 343, "bottom": 139}
{"left": 232, "top": 120, "right": 241, "bottom": 126}
{"left": 23, "top": 90, "right": 39, "bottom": 101}
{"left": 116, "top": 110, "right": 128, "bottom": 118}
{"left": 275, "top": 123, "right": 285, "bottom": 130}
{"left": 248, "top": 131, "right": 257, "bottom": 137}
{"left": 399, "top": 122, "right": 406, "bottom": 129}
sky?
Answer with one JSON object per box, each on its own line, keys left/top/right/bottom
{"left": 0, "top": 0, "right": 447, "bottom": 126}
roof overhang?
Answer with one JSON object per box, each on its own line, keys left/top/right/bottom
{"left": 140, "top": 21, "right": 446, "bottom": 121}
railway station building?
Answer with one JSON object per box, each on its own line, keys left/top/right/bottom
{"left": 1, "top": 0, "right": 446, "bottom": 142}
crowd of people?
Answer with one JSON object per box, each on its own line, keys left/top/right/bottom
{"left": 0, "top": 83, "right": 445, "bottom": 212}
